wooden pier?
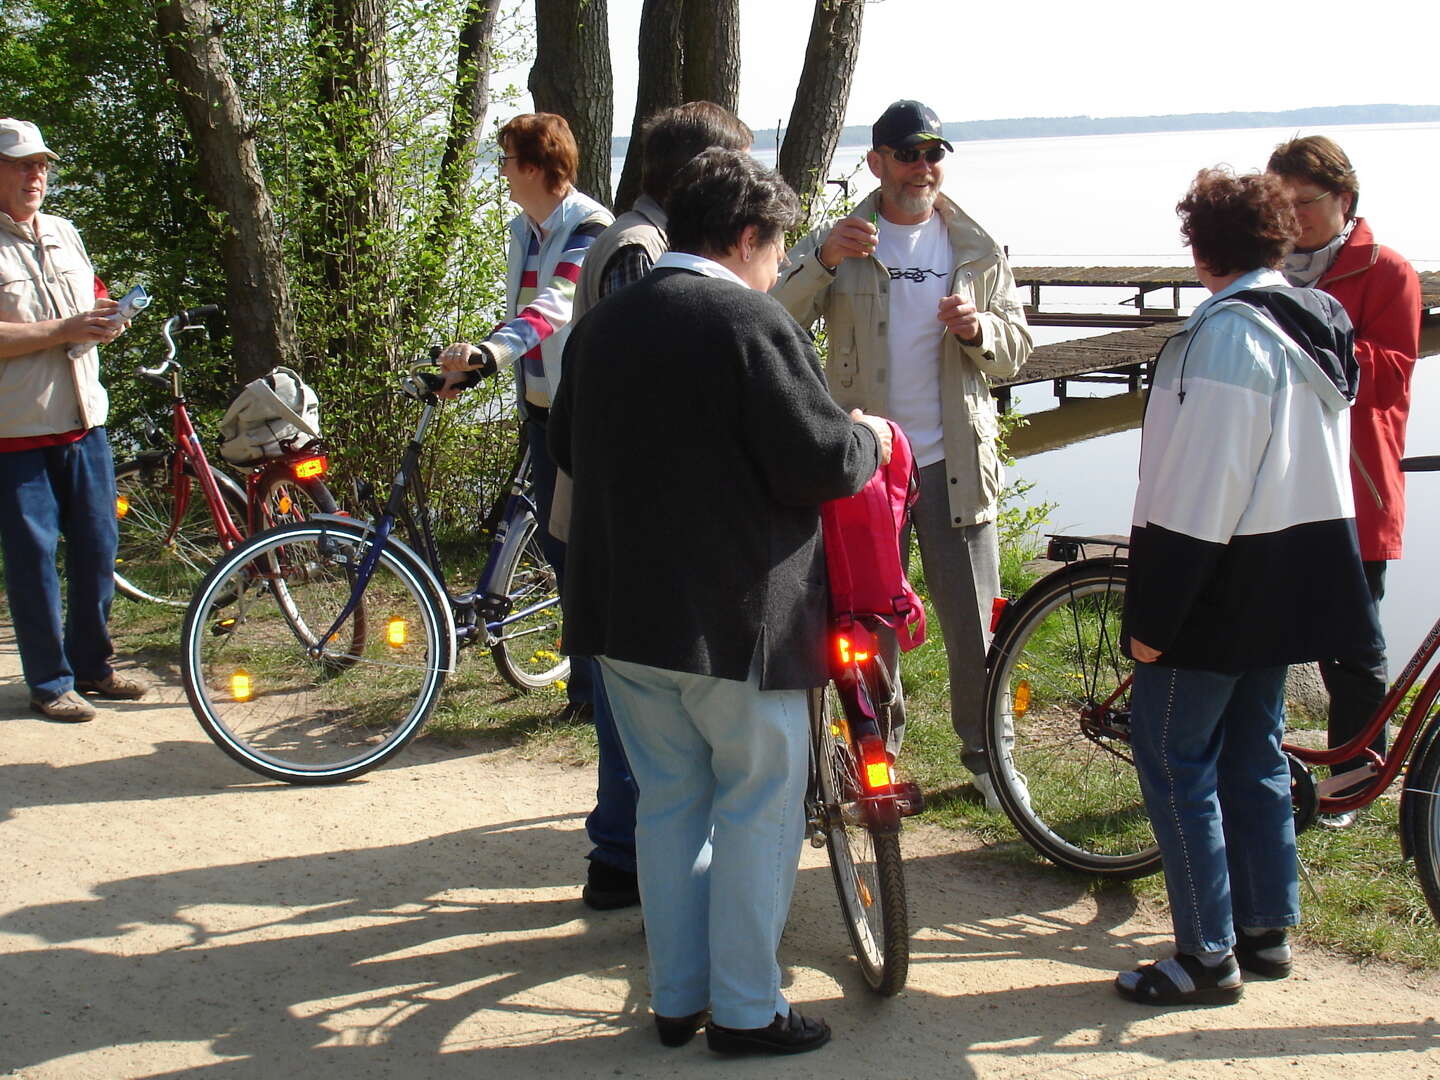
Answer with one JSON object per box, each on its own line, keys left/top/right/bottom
{"left": 991, "top": 265, "right": 1440, "bottom": 410}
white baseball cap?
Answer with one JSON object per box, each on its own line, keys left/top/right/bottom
{"left": 0, "top": 118, "right": 59, "bottom": 161}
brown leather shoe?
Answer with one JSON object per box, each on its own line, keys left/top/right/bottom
{"left": 31, "top": 690, "right": 98, "bottom": 722}
{"left": 75, "top": 671, "right": 149, "bottom": 700}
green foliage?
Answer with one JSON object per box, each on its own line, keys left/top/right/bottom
{"left": 0, "top": 0, "right": 533, "bottom": 525}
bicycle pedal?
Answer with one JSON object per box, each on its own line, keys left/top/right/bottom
{"left": 891, "top": 781, "right": 925, "bottom": 817}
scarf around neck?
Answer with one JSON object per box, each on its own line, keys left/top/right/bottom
{"left": 1282, "top": 217, "right": 1356, "bottom": 287}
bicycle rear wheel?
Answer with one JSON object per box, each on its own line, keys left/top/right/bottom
{"left": 113, "top": 456, "right": 245, "bottom": 606}
{"left": 181, "top": 520, "right": 450, "bottom": 784}
{"left": 983, "top": 562, "right": 1161, "bottom": 878}
{"left": 256, "top": 468, "right": 339, "bottom": 528}
{"left": 1406, "top": 723, "right": 1440, "bottom": 923}
{"left": 489, "top": 513, "right": 569, "bottom": 691}
{"left": 814, "top": 682, "right": 909, "bottom": 995}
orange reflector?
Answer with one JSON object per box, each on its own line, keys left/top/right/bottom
{"left": 387, "top": 617, "right": 407, "bottom": 647}
{"left": 990, "top": 595, "right": 1009, "bottom": 633}
{"left": 231, "top": 670, "right": 253, "bottom": 702}
{"left": 116, "top": 495, "right": 130, "bottom": 519}
{"left": 1013, "top": 679, "right": 1031, "bottom": 718}
{"left": 277, "top": 495, "right": 293, "bottom": 515}
{"left": 293, "top": 455, "right": 328, "bottom": 479}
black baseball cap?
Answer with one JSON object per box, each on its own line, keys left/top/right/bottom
{"left": 872, "top": 100, "right": 953, "bottom": 152}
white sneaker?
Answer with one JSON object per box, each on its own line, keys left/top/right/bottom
{"left": 973, "top": 770, "right": 1031, "bottom": 813}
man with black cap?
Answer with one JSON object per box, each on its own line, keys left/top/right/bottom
{"left": 773, "top": 100, "right": 1031, "bottom": 806}
{"left": 0, "top": 118, "right": 148, "bottom": 722}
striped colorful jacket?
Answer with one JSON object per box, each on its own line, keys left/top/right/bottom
{"left": 493, "top": 188, "right": 611, "bottom": 413}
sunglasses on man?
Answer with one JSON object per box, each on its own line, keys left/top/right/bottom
{"left": 885, "top": 145, "right": 947, "bottom": 165}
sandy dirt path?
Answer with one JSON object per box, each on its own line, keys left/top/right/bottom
{"left": 2, "top": 636, "right": 1438, "bottom": 1079}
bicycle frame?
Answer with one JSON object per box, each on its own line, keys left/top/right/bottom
{"left": 313, "top": 367, "right": 559, "bottom": 656}
{"left": 133, "top": 312, "right": 334, "bottom": 553}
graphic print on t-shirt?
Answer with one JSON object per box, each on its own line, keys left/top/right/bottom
{"left": 874, "top": 213, "right": 949, "bottom": 467}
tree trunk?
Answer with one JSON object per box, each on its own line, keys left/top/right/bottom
{"left": 529, "top": 0, "right": 614, "bottom": 206}
{"left": 309, "top": 0, "right": 393, "bottom": 365}
{"left": 613, "top": 0, "right": 683, "bottom": 213}
{"left": 680, "top": 0, "right": 738, "bottom": 110}
{"left": 401, "top": 0, "right": 501, "bottom": 328}
{"left": 155, "top": 0, "right": 297, "bottom": 382}
{"left": 776, "top": 0, "right": 864, "bottom": 209}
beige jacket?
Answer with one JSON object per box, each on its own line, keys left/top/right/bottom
{"left": 0, "top": 210, "right": 107, "bottom": 438}
{"left": 772, "top": 191, "right": 1031, "bottom": 526}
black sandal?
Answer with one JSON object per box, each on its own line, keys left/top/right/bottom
{"left": 1115, "top": 953, "right": 1243, "bottom": 1006}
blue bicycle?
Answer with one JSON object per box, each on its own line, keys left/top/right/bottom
{"left": 179, "top": 356, "right": 567, "bottom": 783}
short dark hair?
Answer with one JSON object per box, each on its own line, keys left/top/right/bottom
{"left": 666, "top": 148, "right": 800, "bottom": 259}
{"left": 641, "top": 102, "right": 753, "bottom": 204}
{"left": 1177, "top": 167, "right": 1299, "bottom": 276}
{"left": 497, "top": 113, "right": 578, "bottom": 194}
{"left": 1267, "top": 135, "right": 1360, "bottom": 220}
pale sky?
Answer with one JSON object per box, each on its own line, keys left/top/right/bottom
{"left": 492, "top": 0, "right": 1437, "bottom": 137}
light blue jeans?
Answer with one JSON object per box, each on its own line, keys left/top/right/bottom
{"left": 1130, "top": 663, "right": 1300, "bottom": 954}
{"left": 598, "top": 655, "right": 808, "bottom": 1029}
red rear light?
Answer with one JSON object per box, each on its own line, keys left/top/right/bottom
{"left": 293, "top": 455, "right": 328, "bottom": 479}
{"left": 990, "top": 595, "right": 1009, "bottom": 633}
{"left": 835, "top": 624, "right": 879, "bottom": 666}
{"left": 857, "top": 734, "right": 892, "bottom": 793}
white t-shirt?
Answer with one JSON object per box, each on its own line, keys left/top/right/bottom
{"left": 874, "top": 212, "right": 949, "bottom": 467}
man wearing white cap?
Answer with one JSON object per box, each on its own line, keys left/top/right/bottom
{"left": 774, "top": 100, "right": 1032, "bottom": 805}
{"left": 0, "top": 118, "right": 147, "bottom": 721}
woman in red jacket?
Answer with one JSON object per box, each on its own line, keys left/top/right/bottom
{"left": 1268, "top": 135, "right": 1423, "bottom": 826}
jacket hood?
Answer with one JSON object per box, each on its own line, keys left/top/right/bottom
{"left": 1193, "top": 269, "right": 1358, "bottom": 411}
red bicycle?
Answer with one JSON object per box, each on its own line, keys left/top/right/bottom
{"left": 979, "top": 456, "right": 1440, "bottom": 922}
{"left": 112, "top": 305, "right": 339, "bottom": 607}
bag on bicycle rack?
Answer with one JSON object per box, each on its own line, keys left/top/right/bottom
{"left": 218, "top": 366, "right": 322, "bottom": 465}
{"left": 820, "top": 419, "right": 926, "bottom": 651}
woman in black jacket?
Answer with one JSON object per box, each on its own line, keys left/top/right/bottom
{"left": 550, "top": 148, "right": 890, "bottom": 1055}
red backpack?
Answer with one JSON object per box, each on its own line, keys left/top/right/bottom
{"left": 820, "top": 420, "right": 927, "bottom": 651}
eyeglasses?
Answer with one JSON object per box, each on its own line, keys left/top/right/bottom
{"left": 0, "top": 158, "right": 51, "bottom": 176}
{"left": 1294, "top": 189, "right": 1333, "bottom": 206}
{"left": 884, "top": 145, "right": 946, "bottom": 165}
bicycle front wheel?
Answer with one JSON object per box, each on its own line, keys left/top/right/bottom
{"left": 814, "top": 683, "right": 909, "bottom": 995}
{"left": 489, "top": 513, "right": 569, "bottom": 691}
{"left": 181, "top": 521, "right": 450, "bottom": 784}
{"left": 983, "top": 562, "right": 1161, "bottom": 878}
{"left": 114, "top": 457, "right": 245, "bottom": 606}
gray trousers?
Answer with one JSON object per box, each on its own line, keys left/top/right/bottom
{"left": 887, "top": 460, "right": 1001, "bottom": 775}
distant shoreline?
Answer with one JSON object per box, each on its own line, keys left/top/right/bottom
{"left": 610, "top": 104, "right": 1440, "bottom": 156}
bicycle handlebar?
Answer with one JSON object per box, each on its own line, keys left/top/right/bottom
{"left": 138, "top": 304, "right": 225, "bottom": 386}
{"left": 176, "top": 304, "right": 222, "bottom": 330}
{"left": 1401, "top": 456, "right": 1440, "bottom": 473}
{"left": 403, "top": 347, "right": 500, "bottom": 399}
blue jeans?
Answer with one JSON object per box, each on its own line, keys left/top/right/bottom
{"left": 0, "top": 428, "right": 119, "bottom": 700}
{"left": 599, "top": 656, "right": 808, "bottom": 1029}
{"left": 579, "top": 655, "right": 638, "bottom": 872}
{"left": 1130, "top": 663, "right": 1300, "bottom": 954}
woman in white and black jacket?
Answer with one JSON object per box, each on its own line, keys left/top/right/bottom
{"left": 1115, "top": 168, "right": 1382, "bottom": 1007}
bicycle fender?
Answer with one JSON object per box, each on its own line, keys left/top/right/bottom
{"left": 987, "top": 556, "right": 1129, "bottom": 664}
{"left": 1399, "top": 716, "right": 1440, "bottom": 860}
